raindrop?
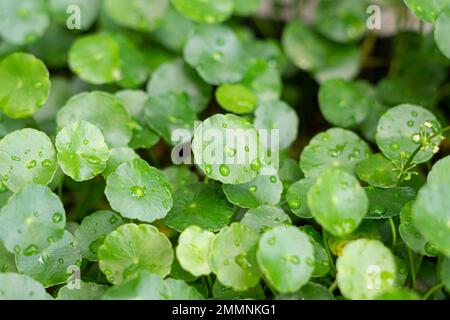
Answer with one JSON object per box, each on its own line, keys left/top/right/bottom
{"left": 248, "top": 185, "right": 257, "bottom": 192}
{"left": 52, "top": 212, "right": 63, "bottom": 223}
{"left": 130, "top": 186, "right": 145, "bottom": 198}
{"left": 288, "top": 199, "right": 300, "bottom": 209}
{"left": 23, "top": 244, "right": 39, "bottom": 256}
{"left": 26, "top": 160, "right": 36, "bottom": 169}
{"left": 219, "top": 164, "right": 230, "bottom": 176}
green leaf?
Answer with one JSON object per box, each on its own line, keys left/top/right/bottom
{"left": 192, "top": 113, "right": 262, "bottom": 184}
{"left": 0, "top": 183, "right": 65, "bottom": 256}
{"left": 0, "top": 273, "right": 48, "bottom": 300}
{"left": 286, "top": 178, "right": 314, "bottom": 219}
{"left": 300, "top": 128, "right": 371, "bottom": 178}
{"left": 307, "top": 168, "right": 368, "bottom": 237}
{"left": 162, "top": 166, "right": 199, "bottom": 192}
{"left": 104, "top": 0, "right": 169, "bottom": 32}
{"left": 153, "top": 7, "right": 194, "bottom": 52}
{"left": 336, "top": 239, "right": 396, "bottom": 300}
{"left": 233, "top": 0, "right": 262, "bottom": 16}
{"left": 184, "top": 25, "right": 248, "bottom": 85}
{"left": 0, "top": 53, "right": 50, "bottom": 119}
{"left": 257, "top": 226, "right": 314, "bottom": 293}
{"left": 176, "top": 225, "right": 214, "bottom": 277}
{"left": 374, "top": 288, "right": 420, "bottom": 300}
{"left": 164, "top": 182, "right": 233, "bottom": 232}
{"left": 147, "top": 59, "right": 211, "bottom": 113}
{"left": 314, "top": 0, "right": 368, "bottom": 43}
{"left": 112, "top": 34, "right": 149, "bottom": 89}
{"left": 105, "top": 159, "right": 173, "bottom": 223}
{"left": 144, "top": 93, "right": 197, "bottom": 144}
{"left": 16, "top": 231, "right": 82, "bottom": 287}
{"left": 441, "top": 257, "right": 450, "bottom": 292}
{"left": 254, "top": 100, "right": 299, "bottom": 150}
{"left": 404, "top": 0, "right": 450, "bottom": 23}
{"left": 0, "top": 241, "right": 16, "bottom": 273}
{"left": 276, "top": 282, "right": 334, "bottom": 300}
{"left": 172, "top": 0, "right": 233, "bottom": 24}
{"left": 298, "top": 225, "right": 331, "bottom": 278}
{"left": 102, "top": 271, "right": 203, "bottom": 300}
{"left": 216, "top": 84, "right": 257, "bottom": 114}
{"left": 74, "top": 210, "right": 124, "bottom": 261}
{"left": 223, "top": 174, "right": 282, "bottom": 208}
{"left": 376, "top": 104, "right": 441, "bottom": 164}
{"left": 102, "top": 147, "right": 140, "bottom": 178}
{"left": 212, "top": 280, "right": 265, "bottom": 300}
{"left": 399, "top": 202, "right": 438, "bottom": 256}
{"left": 56, "top": 121, "right": 110, "bottom": 182}
{"left": 57, "top": 91, "right": 132, "bottom": 148}
{"left": 365, "top": 186, "right": 416, "bottom": 219}
{"left": 49, "top": 0, "right": 101, "bottom": 31}
{"left": 240, "top": 205, "right": 292, "bottom": 235}
{"left": 0, "top": 0, "right": 49, "bottom": 45}
{"left": 318, "top": 79, "right": 371, "bottom": 128}
{"left": 427, "top": 155, "right": 450, "bottom": 185}
{"left": 239, "top": 59, "right": 282, "bottom": 103}
{"left": 209, "top": 222, "right": 261, "bottom": 291}
{"left": 114, "top": 90, "right": 159, "bottom": 149}
{"left": 355, "top": 153, "right": 398, "bottom": 188}
{"left": 412, "top": 182, "right": 450, "bottom": 257}
{"left": 0, "top": 128, "right": 56, "bottom": 192}
{"left": 98, "top": 224, "right": 174, "bottom": 284}
{"left": 69, "top": 34, "right": 122, "bottom": 85}
{"left": 435, "top": 8, "right": 450, "bottom": 59}
{"left": 57, "top": 281, "right": 107, "bottom": 300}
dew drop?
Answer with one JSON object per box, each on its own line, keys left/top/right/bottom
{"left": 41, "top": 159, "right": 52, "bottom": 167}
{"left": 130, "top": 186, "right": 145, "bottom": 198}
{"left": 407, "top": 120, "right": 414, "bottom": 127}
{"left": 26, "top": 160, "right": 36, "bottom": 169}
{"left": 248, "top": 185, "right": 257, "bottom": 192}
{"left": 270, "top": 176, "right": 277, "bottom": 183}
{"left": 205, "top": 164, "right": 212, "bottom": 175}
{"left": 23, "top": 244, "right": 39, "bottom": 256}
{"left": 267, "top": 236, "right": 276, "bottom": 246}
{"left": 389, "top": 143, "right": 399, "bottom": 151}
{"left": 11, "top": 155, "right": 21, "bottom": 161}
{"left": 219, "top": 164, "right": 230, "bottom": 176}
{"left": 411, "top": 111, "right": 418, "bottom": 117}
{"left": 235, "top": 252, "right": 252, "bottom": 269}
{"left": 223, "top": 259, "right": 230, "bottom": 266}
{"left": 250, "top": 158, "right": 261, "bottom": 172}
{"left": 234, "top": 240, "right": 240, "bottom": 247}
{"left": 288, "top": 199, "right": 300, "bottom": 209}
{"left": 89, "top": 234, "right": 106, "bottom": 254}
{"left": 58, "top": 258, "right": 64, "bottom": 264}
{"left": 425, "top": 242, "right": 438, "bottom": 255}
{"left": 52, "top": 212, "right": 63, "bottom": 223}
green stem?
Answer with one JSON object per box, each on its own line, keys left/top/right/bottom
{"left": 328, "top": 279, "right": 338, "bottom": 293}
{"left": 388, "top": 217, "right": 397, "bottom": 247}
{"left": 322, "top": 229, "right": 336, "bottom": 276}
{"left": 407, "top": 247, "right": 416, "bottom": 289}
{"left": 423, "top": 283, "right": 444, "bottom": 300}
{"left": 415, "top": 254, "right": 424, "bottom": 275}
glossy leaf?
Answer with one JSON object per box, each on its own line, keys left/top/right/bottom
{"left": 240, "top": 205, "right": 292, "bottom": 235}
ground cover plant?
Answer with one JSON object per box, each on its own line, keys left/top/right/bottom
{"left": 0, "top": 0, "right": 450, "bottom": 301}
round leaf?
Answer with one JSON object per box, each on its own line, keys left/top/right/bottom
{"left": 435, "top": 8, "right": 450, "bottom": 59}
{"left": 0, "top": 183, "right": 65, "bottom": 256}
{"left": 105, "top": 159, "right": 173, "bottom": 223}
{"left": 216, "top": 84, "right": 257, "bottom": 114}
{"left": 209, "top": 222, "right": 261, "bottom": 291}
{"left": 192, "top": 113, "right": 262, "bottom": 184}
{"left": 164, "top": 182, "right": 233, "bottom": 232}
{"left": 240, "top": 205, "right": 292, "bottom": 235}
{"left": 98, "top": 224, "right": 174, "bottom": 284}
{"left": 355, "top": 153, "right": 398, "bottom": 188}
{"left": 336, "top": 239, "right": 396, "bottom": 300}
{"left": 0, "top": 128, "right": 56, "bottom": 192}
{"left": 254, "top": 100, "right": 299, "bottom": 150}
{"left": 307, "top": 168, "right": 368, "bottom": 237}
{"left": 172, "top": 0, "right": 233, "bottom": 24}
{"left": 184, "top": 25, "right": 248, "bottom": 85}
{"left": 223, "top": 174, "right": 282, "bottom": 208}
{"left": 16, "top": 231, "right": 82, "bottom": 287}
{"left": 404, "top": 0, "right": 450, "bottom": 23}
{"left": 74, "top": 210, "right": 124, "bottom": 261}
{"left": 0, "top": 241, "right": 16, "bottom": 273}
{"left": 300, "top": 128, "right": 371, "bottom": 178}
{"left": 0, "top": 273, "right": 47, "bottom": 300}
{"left": 69, "top": 34, "right": 122, "bottom": 85}
{"left": 162, "top": 166, "right": 199, "bottom": 192}
{"left": 147, "top": 59, "right": 211, "bottom": 113}
{"left": 376, "top": 104, "right": 441, "bottom": 164}
{"left": 57, "top": 91, "right": 132, "bottom": 147}
{"left": 427, "top": 155, "right": 450, "bottom": 185}
{"left": 0, "top": 0, "right": 49, "bottom": 45}
{"left": 176, "top": 225, "right": 214, "bottom": 277}
{"left": 257, "top": 226, "right": 314, "bottom": 293}
{"left": 0, "top": 53, "right": 50, "bottom": 119}
{"left": 286, "top": 178, "right": 314, "bottom": 218}
{"left": 365, "top": 186, "right": 416, "bottom": 219}
{"left": 56, "top": 121, "right": 110, "bottom": 182}
{"left": 56, "top": 281, "right": 107, "bottom": 300}
{"left": 102, "top": 147, "right": 140, "bottom": 178}
{"left": 104, "top": 0, "right": 169, "bottom": 32}
{"left": 412, "top": 182, "right": 450, "bottom": 256}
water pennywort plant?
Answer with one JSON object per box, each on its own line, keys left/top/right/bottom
{"left": 0, "top": 0, "right": 449, "bottom": 301}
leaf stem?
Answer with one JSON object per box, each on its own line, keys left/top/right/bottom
{"left": 388, "top": 217, "right": 397, "bottom": 247}
{"left": 423, "top": 283, "right": 444, "bottom": 300}
{"left": 407, "top": 247, "right": 416, "bottom": 289}
{"left": 322, "top": 229, "right": 336, "bottom": 276}
{"left": 328, "top": 279, "right": 338, "bottom": 293}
